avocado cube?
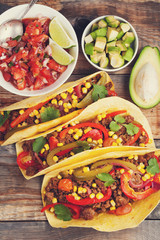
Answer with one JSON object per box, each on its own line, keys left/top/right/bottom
{"left": 116, "top": 40, "right": 127, "bottom": 51}
{"left": 125, "top": 43, "right": 130, "bottom": 48}
{"left": 94, "top": 37, "right": 107, "bottom": 52}
{"left": 105, "top": 16, "right": 120, "bottom": 28}
{"left": 106, "top": 40, "right": 116, "bottom": 53}
{"left": 90, "top": 51, "right": 106, "bottom": 64}
{"left": 94, "top": 28, "right": 107, "bottom": 37}
{"left": 90, "top": 31, "right": 96, "bottom": 40}
{"left": 98, "top": 19, "right": 107, "bottom": 28}
{"left": 108, "top": 46, "right": 121, "bottom": 55}
{"left": 91, "top": 23, "right": 98, "bottom": 32}
{"left": 107, "top": 27, "right": 119, "bottom": 42}
{"left": 122, "top": 32, "right": 135, "bottom": 44}
{"left": 120, "top": 23, "right": 130, "bottom": 33}
{"left": 84, "top": 34, "right": 94, "bottom": 44}
{"left": 85, "top": 43, "right": 94, "bottom": 55}
{"left": 116, "top": 27, "right": 124, "bottom": 40}
{"left": 122, "top": 47, "right": 134, "bottom": 61}
{"left": 100, "top": 55, "right": 109, "bottom": 68}
{"left": 109, "top": 54, "right": 125, "bottom": 68}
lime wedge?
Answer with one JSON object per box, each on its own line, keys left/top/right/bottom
{"left": 49, "top": 38, "right": 74, "bottom": 66}
{"left": 49, "top": 17, "right": 75, "bottom": 49}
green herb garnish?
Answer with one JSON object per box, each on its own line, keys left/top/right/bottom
{"left": 40, "top": 107, "right": 60, "bottom": 123}
{"left": 54, "top": 204, "right": 72, "bottom": 221}
{"left": 96, "top": 173, "right": 115, "bottom": 187}
{"left": 123, "top": 123, "right": 139, "bottom": 136}
{"left": 72, "top": 141, "right": 91, "bottom": 154}
{"left": 146, "top": 158, "right": 160, "bottom": 175}
{"left": 109, "top": 121, "right": 120, "bottom": 132}
{"left": 114, "top": 115, "right": 125, "bottom": 124}
{"left": 32, "top": 136, "right": 46, "bottom": 154}
{"left": 8, "top": 61, "right": 14, "bottom": 67}
{"left": 91, "top": 84, "right": 108, "bottom": 102}
{"left": 0, "top": 111, "right": 10, "bottom": 127}
{"left": 12, "top": 35, "right": 21, "bottom": 41}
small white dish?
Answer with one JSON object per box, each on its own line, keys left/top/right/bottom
{"left": 81, "top": 15, "right": 138, "bottom": 72}
{"left": 0, "top": 4, "right": 79, "bottom": 97}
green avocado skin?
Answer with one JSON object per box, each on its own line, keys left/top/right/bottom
{"left": 129, "top": 46, "right": 160, "bottom": 109}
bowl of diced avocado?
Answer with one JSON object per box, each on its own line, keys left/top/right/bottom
{"left": 81, "top": 15, "right": 139, "bottom": 72}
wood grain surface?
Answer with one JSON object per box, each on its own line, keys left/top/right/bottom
{"left": 0, "top": 0, "right": 160, "bottom": 239}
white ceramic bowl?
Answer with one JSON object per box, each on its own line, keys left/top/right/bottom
{"left": 0, "top": 4, "right": 78, "bottom": 96}
{"left": 81, "top": 15, "right": 138, "bottom": 72}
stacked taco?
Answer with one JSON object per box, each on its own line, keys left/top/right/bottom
{"left": 0, "top": 71, "right": 115, "bottom": 145}
{"left": 16, "top": 97, "right": 154, "bottom": 179}
{"left": 41, "top": 147, "right": 160, "bottom": 231}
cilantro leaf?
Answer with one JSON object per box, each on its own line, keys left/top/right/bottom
{"left": 109, "top": 121, "right": 120, "bottom": 132}
{"left": 54, "top": 204, "right": 72, "bottom": 221}
{"left": 96, "top": 173, "right": 115, "bottom": 187}
{"left": 146, "top": 158, "right": 160, "bottom": 175}
{"left": 73, "top": 141, "right": 91, "bottom": 154}
{"left": 13, "top": 35, "right": 21, "bottom": 41}
{"left": 123, "top": 123, "right": 139, "bottom": 136}
{"left": 40, "top": 107, "right": 60, "bottom": 123}
{"left": 32, "top": 136, "right": 46, "bottom": 153}
{"left": 91, "top": 84, "right": 108, "bottom": 102}
{"left": 114, "top": 115, "right": 125, "bottom": 124}
{"left": 0, "top": 111, "right": 10, "bottom": 127}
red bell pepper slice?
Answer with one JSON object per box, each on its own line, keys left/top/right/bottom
{"left": 125, "top": 127, "right": 141, "bottom": 146}
{"left": 59, "top": 122, "right": 108, "bottom": 140}
{"left": 121, "top": 171, "right": 157, "bottom": 200}
{"left": 49, "top": 136, "right": 58, "bottom": 150}
{"left": 104, "top": 110, "right": 127, "bottom": 119}
{"left": 74, "top": 83, "right": 83, "bottom": 98}
{"left": 41, "top": 203, "right": 80, "bottom": 219}
{"left": 56, "top": 147, "right": 74, "bottom": 157}
{"left": 79, "top": 129, "right": 102, "bottom": 141}
{"left": 141, "top": 127, "right": 149, "bottom": 144}
{"left": 10, "top": 100, "right": 50, "bottom": 128}
{"left": 17, "top": 151, "right": 35, "bottom": 170}
{"left": 66, "top": 187, "right": 112, "bottom": 205}
{"left": 107, "top": 90, "right": 118, "bottom": 96}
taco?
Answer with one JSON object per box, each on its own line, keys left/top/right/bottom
{"left": 16, "top": 97, "right": 155, "bottom": 179}
{"left": 0, "top": 71, "right": 115, "bottom": 145}
{"left": 41, "top": 147, "right": 160, "bottom": 231}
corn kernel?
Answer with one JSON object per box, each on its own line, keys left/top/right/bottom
{"left": 43, "top": 161, "right": 46, "bottom": 165}
{"left": 67, "top": 87, "right": 74, "bottom": 93}
{"left": 128, "top": 155, "right": 134, "bottom": 160}
{"left": 40, "top": 106, "right": 45, "bottom": 112}
{"left": 43, "top": 191, "right": 46, "bottom": 194}
{"left": 84, "top": 127, "right": 92, "bottom": 134}
{"left": 72, "top": 192, "right": 77, "bottom": 197}
{"left": 52, "top": 198, "right": 57, "bottom": 203}
{"left": 148, "top": 139, "right": 153, "bottom": 144}
{"left": 102, "top": 113, "right": 106, "bottom": 119}
{"left": 142, "top": 176, "right": 147, "bottom": 181}
{"left": 110, "top": 200, "right": 116, "bottom": 207}
{"left": 57, "top": 142, "right": 63, "bottom": 147}
{"left": 74, "top": 120, "right": 79, "bottom": 124}
{"left": 33, "top": 109, "right": 39, "bottom": 115}
{"left": 22, "top": 122, "right": 27, "bottom": 127}
{"left": 72, "top": 99, "right": 78, "bottom": 107}
{"left": 112, "top": 142, "right": 118, "bottom": 146}
{"left": 72, "top": 94, "right": 78, "bottom": 100}
{"left": 64, "top": 108, "right": 69, "bottom": 113}
{"left": 75, "top": 196, "right": 81, "bottom": 200}
{"left": 82, "top": 87, "right": 87, "bottom": 94}
{"left": 116, "top": 138, "right": 122, "bottom": 144}
{"left": 82, "top": 188, "right": 87, "bottom": 193}
{"left": 134, "top": 155, "right": 138, "bottom": 160}
{"left": 70, "top": 121, "right": 76, "bottom": 126}
{"left": 140, "top": 163, "right": 145, "bottom": 168}
{"left": 35, "top": 119, "right": 39, "bottom": 124}
{"left": 73, "top": 134, "right": 79, "bottom": 140}
{"left": 0, "top": 111, "right": 4, "bottom": 115}
{"left": 128, "top": 170, "right": 133, "bottom": 174}
{"left": 78, "top": 187, "right": 83, "bottom": 194}
{"left": 50, "top": 207, "right": 54, "bottom": 213}
{"left": 87, "top": 137, "right": 92, "bottom": 143}
{"left": 19, "top": 109, "right": 24, "bottom": 115}
{"left": 70, "top": 152, "right": 75, "bottom": 156}
{"left": 44, "top": 144, "right": 49, "bottom": 151}
{"left": 139, "top": 168, "right": 146, "bottom": 174}
{"left": 57, "top": 126, "right": 62, "bottom": 132}
{"left": 96, "top": 192, "right": 104, "bottom": 199}
{"left": 120, "top": 169, "right": 125, "bottom": 174}
{"left": 140, "top": 143, "right": 145, "bottom": 147}
{"left": 110, "top": 206, "right": 116, "bottom": 211}
{"left": 112, "top": 134, "right": 118, "bottom": 139}
{"left": 109, "top": 131, "right": 114, "bottom": 137}
{"left": 51, "top": 99, "right": 57, "bottom": 105}
{"left": 98, "top": 139, "right": 103, "bottom": 144}
{"left": 97, "top": 115, "right": 102, "bottom": 121}
{"left": 63, "top": 103, "right": 68, "bottom": 108}
{"left": 53, "top": 156, "right": 58, "bottom": 162}
{"left": 92, "top": 183, "right": 97, "bottom": 188}
{"left": 58, "top": 100, "right": 63, "bottom": 106}
{"left": 83, "top": 167, "right": 90, "bottom": 173}
{"left": 29, "top": 112, "right": 34, "bottom": 117}
{"left": 85, "top": 82, "right": 91, "bottom": 89}
{"left": 89, "top": 193, "right": 95, "bottom": 199}
{"left": 67, "top": 103, "right": 72, "bottom": 109}
{"left": 73, "top": 186, "right": 77, "bottom": 192}
{"left": 142, "top": 131, "right": 146, "bottom": 136}
{"left": 41, "top": 148, "right": 45, "bottom": 154}
{"left": 68, "top": 129, "right": 74, "bottom": 134}
{"left": 18, "top": 124, "right": 21, "bottom": 128}
{"left": 76, "top": 129, "right": 83, "bottom": 137}
{"left": 144, "top": 174, "right": 151, "bottom": 180}
{"left": 68, "top": 169, "right": 73, "bottom": 175}
{"left": 57, "top": 174, "right": 62, "bottom": 179}
{"left": 61, "top": 93, "right": 67, "bottom": 99}
{"left": 36, "top": 113, "right": 41, "bottom": 119}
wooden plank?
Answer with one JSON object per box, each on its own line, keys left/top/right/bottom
{"left": 0, "top": 220, "right": 160, "bottom": 240}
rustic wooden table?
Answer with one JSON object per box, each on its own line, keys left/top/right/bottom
{"left": 0, "top": 0, "right": 160, "bottom": 239}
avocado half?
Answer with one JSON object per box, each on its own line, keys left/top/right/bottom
{"left": 129, "top": 46, "right": 160, "bottom": 109}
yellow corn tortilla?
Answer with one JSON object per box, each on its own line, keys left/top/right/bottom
{"left": 41, "top": 148, "right": 160, "bottom": 232}
{"left": 1, "top": 71, "right": 114, "bottom": 146}
{"left": 16, "top": 97, "right": 155, "bottom": 180}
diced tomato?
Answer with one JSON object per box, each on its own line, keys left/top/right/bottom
{"left": 16, "top": 49, "right": 28, "bottom": 61}
{"left": 7, "top": 39, "right": 18, "bottom": 48}
{"left": 29, "top": 60, "right": 42, "bottom": 77}
{"left": 49, "top": 136, "right": 58, "bottom": 150}
{"left": 28, "top": 34, "right": 49, "bottom": 47}
{"left": 115, "top": 204, "right": 132, "bottom": 215}
{"left": 11, "top": 65, "right": 26, "bottom": 80}
{"left": 25, "top": 20, "right": 43, "bottom": 36}
{"left": 0, "top": 46, "right": 7, "bottom": 56}
{"left": 48, "top": 59, "right": 67, "bottom": 73}
{"left": 58, "top": 179, "right": 73, "bottom": 192}
{"left": 2, "top": 71, "right": 11, "bottom": 82}
{"left": 25, "top": 72, "right": 35, "bottom": 87}
{"left": 17, "top": 78, "right": 26, "bottom": 90}
{"left": 34, "top": 75, "right": 45, "bottom": 90}
{"left": 103, "top": 138, "right": 116, "bottom": 147}
{"left": 42, "top": 18, "right": 50, "bottom": 35}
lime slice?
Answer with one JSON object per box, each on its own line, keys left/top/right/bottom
{"left": 49, "top": 38, "right": 74, "bottom": 66}
{"left": 49, "top": 17, "right": 75, "bottom": 49}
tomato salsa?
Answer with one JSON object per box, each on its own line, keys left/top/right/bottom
{"left": 0, "top": 17, "right": 67, "bottom": 91}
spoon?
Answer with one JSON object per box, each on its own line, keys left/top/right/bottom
{"left": 0, "top": 0, "right": 39, "bottom": 46}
